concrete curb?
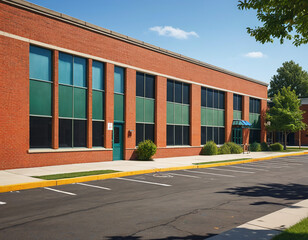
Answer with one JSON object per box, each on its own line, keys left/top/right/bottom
{"left": 1, "top": 151, "right": 307, "bottom": 193}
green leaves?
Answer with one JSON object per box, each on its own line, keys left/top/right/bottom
{"left": 238, "top": 0, "right": 308, "bottom": 46}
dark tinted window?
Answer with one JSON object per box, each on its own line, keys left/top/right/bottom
{"left": 145, "top": 75, "right": 155, "bottom": 99}
{"left": 74, "top": 120, "right": 86, "bottom": 147}
{"left": 92, "top": 121, "right": 104, "bottom": 147}
{"left": 238, "top": 95, "right": 242, "bottom": 111}
{"left": 214, "top": 127, "right": 219, "bottom": 143}
{"left": 201, "top": 88, "right": 206, "bottom": 107}
{"left": 219, "top": 127, "right": 225, "bottom": 145}
{"left": 59, "top": 119, "right": 72, "bottom": 147}
{"left": 182, "top": 83, "right": 190, "bottom": 104}
{"left": 219, "top": 92, "right": 224, "bottom": 109}
{"left": 167, "top": 125, "right": 174, "bottom": 145}
{"left": 201, "top": 126, "right": 206, "bottom": 144}
{"left": 206, "top": 127, "right": 213, "bottom": 142}
{"left": 207, "top": 89, "right": 213, "bottom": 108}
{"left": 136, "top": 123, "right": 144, "bottom": 146}
{"left": 167, "top": 80, "right": 174, "bottom": 102}
{"left": 233, "top": 94, "right": 238, "bottom": 110}
{"left": 136, "top": 72, "right": 144, "bottom": 97}
{"left": 30, "top": 116, "right": 52, "bottom": 148}
{"left": 114, "top": 126, "right": 120, "bottom": 144}
{"left": 174, "top": 81, "right": 182, "bottom": 103}
{"left": 183, "top": 126, "right": 190, "bottom": 145}
{"left": 175, "top": 125, "right": 182, "bottom": 145}
{"left": 214, "top": 90, "right": 219, "bottom": 108}
{"left": 145, "top": 123, "right": 154, "bottom": 142}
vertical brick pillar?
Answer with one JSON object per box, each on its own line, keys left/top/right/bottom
{"left": 225, "top": 92, "right": 233, "bottom": 142}
{"left": 52, "top": 50, "right": 59, "bottom": 149}
{"left": 124, "top": 68, "right": 136, "bottom": 159}
{"left": 190, "top": 84, "right": 201, "bottom": 146}
{"left": 242, "top": 96, "right": 250, "bottom": 145}
{"left": 104, "top": 63, "right": 114, "bottom": 149}
{"left": 87, "top": 59, "right": 92, "bottom": 148}
{"left": 155, "top": 76, "right": 167, "bottom": 147}
{"left": 260, "top": 99, "right": 267, "bottom": 143}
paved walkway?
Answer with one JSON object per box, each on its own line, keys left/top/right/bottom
{"left": 1, "top": 150, "right": 307, "bottom": 239}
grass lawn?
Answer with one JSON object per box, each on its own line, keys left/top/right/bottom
{"left": 33, "top": 170, "right": 120, "bottom": 180}
{"left": 193, "top": 158, "right": 251, "bottom": 165}
{"left": 272, "top": 217, "right": 308, "bottom": 240}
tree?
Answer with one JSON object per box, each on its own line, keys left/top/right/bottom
{"left": 266, "top": 86, "right": 306, "bottom": 150}
{"left": 268, "top": 61, "right": 308, "bottom": 98}
{"left": 238, "top": 0, "right": 308, "bottom": 46}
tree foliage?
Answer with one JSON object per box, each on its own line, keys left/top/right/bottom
{"left": 268, "top": 61, "right": 308, "bottom": 98}
{"left": 238, "top": 0, "right": 308, "bottom": 46}
{"left": 266, "top": 86, "right": 306, "bottom": 149}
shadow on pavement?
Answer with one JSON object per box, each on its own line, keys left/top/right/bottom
{"left": 217, "top": 183, "right": 308, "bottom": 201}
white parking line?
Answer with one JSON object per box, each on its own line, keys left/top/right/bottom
{"left": 44, "top": 187, "right": 76, "bottom": 196}
{"left": 168, "top": 173, "right": 201, "bottom": 178}
{"left": 210, "top": 167, "right": 255, "bottom": 174}
{"left": 245, "top": 163, "right": 286, "bottom": 168}
{"left": 76, "top": 182, "right": 111, "bottom": 190}
{"left": 266, "top": 161, "right": 303, "bottom": 166}
{"left": 184, "top": 170, "right": 235, "bottom": 178}
{"left": 0, "top": 201, "right": 6, "bottom": 205}
{"left": 227, "top": 165, "right": 269, "bottom": 171}
{"left": 115, "top": 178, "right": 171, "bottom": 187}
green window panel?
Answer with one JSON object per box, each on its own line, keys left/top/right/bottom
{"left": 30, "top": 80, "right": 52, "bottom": 116}
{"left": 250, "top": 113, "right": 261, "bottom": 129}
{"left": 205, "top": 108, "right": 214, "bottom": 126}
{"left": 59, "top": 53, "right": 73, "bottom": 85}
{"left": 92, "top": 61, "right": 104, "bottom": 90}
{"left": 144, "top": 98, "right": 155, "bottom": 123}
{"left": 29, "top": 46, "right": 52, "bottom": 81}
{"left": 114, "top": 94, "right": 124, "bottom": 121}
{"left": 174, "top": 104, "right": 182, "bottom": 124}
{"left": 167, "top": 102, "right": 174, "bottom": 124}
{"left": 201, "top": 108, "right": 206, "bottom": 126}
{"left": 74, "top": 88, "right": 87, "bottom": 119}
{"left": 59, "top": 85, "right": 73, "bottom": 118}
{"left": 182, "top": 105, "right": 190, "bottom": 125}
{"left": 92, "top": 90, "right": 104, "bottom": 120}
{"left": 73, "top": 57, "right": 87, "bottom": 87}
{"left": 213, "top": 109, "right": 218, "bottom": 126}
{"left": 233, "top": 110, "right": 242, "bottom": 120}
{"left": 136, "top": 97, "right": 144, "bottom": 122}
{"left": 217, "top": 110, "right": 225, "bottom": 126}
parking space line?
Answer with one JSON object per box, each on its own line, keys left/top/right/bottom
{"left": 168, "top": 173, "right": 201, "bottom": 178}
{"left": 266, "top": 161, "right": 303, "bottom": 166}
{"left": 0, "top": 201, "right": 6, "bottom": 205}
{"left": 184, "top": 170, "right": 235, "bottom": 178}
{"left": 210, "top": 167, "right": 255, "bottom": 174}
{"left": 245, "top": 163, "right": 286, "bottom": 168}
{"left": 228, "top": 165, "right": 269, "bottom": 171}
{"left": 76, "top": 183, "right": 111, "bottom": 190}
{"left": 44, "top": 187, "right": 76, "bottom": 196}
{"left": 115, "top": 178, "right": 171, "bottom": 187}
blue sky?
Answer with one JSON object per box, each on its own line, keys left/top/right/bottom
{"left": 28, "top": 0, "right": 308, "bottom": 85}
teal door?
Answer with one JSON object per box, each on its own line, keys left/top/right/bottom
{"left": 113, "top": 123, "right": 123, "bottom": 160}
{"left": 232, "top": 128, "right": 242, "bottom": 144}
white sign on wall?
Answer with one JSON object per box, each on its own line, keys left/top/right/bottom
{"left": 108, "top": 123, "right": 113, "bottom": 131}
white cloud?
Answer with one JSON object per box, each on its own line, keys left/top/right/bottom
{"left": 149, "top": 26, "right": 199, "bottom": 39}
{"left": 244, "top": 51, "right": 266, "bottom": 58}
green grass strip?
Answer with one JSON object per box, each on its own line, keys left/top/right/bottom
{"left": 33, "top": 170, "right": 120, "bottom": 180}
{"left": 193, "top": 158, "right": 251, "bottom": 165}
{"left": 272, "top": 217, "right": 308, "bottom": 240}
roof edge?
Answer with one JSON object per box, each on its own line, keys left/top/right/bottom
{"left": 2, "top": 0, "right": 269, "bottom": 87}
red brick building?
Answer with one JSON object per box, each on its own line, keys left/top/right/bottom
{"left": 0, "top": 0, "right": 268, "bottom": 170}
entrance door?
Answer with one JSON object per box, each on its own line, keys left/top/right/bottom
{"left": 113, "top": 123, "right": 123, "bottom": 160}
{"left": 232, "top": 128, "right": 242, "bottom": 144}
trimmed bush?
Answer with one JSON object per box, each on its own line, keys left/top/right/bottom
{"left": 201, "top": 141, "right": 218, "bottom": 155}
{"left": 218, "top": 143, "right": 232, "bottom": 154}
{"left": 270, "top": 143, "right": 283, "bottom": 151}
{"left": 136, "top": 140, "right": 157, "bottom": 160}
{"left": 250, "top": 142, "right": 261, "bottom": 152}
{"left": 260, "top": 142, "right": 270, "bottom": 151}
{"left": 225, "top": 142, "right": 243, "bottom": 154}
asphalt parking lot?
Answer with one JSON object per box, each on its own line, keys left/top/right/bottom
{"left": 0, "top": 155, "right": 307, "bottom": 240}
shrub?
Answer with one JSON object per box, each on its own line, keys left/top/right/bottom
{"left": 201, "top": 141, "right": 218, "bottom": 155}
{"left": 270, "top": 143, "right": 283, "bottom": 151}
{"left": 260, "top": 142, "right": 270, "bottom": 151}
{"left": 218, "top": 143, "right": 232, "bottom": 154}
{"left": 136, "top": 140, "right": 157, "bottom": 160}
{"left": 250, "top": 142, "right": 261, "bottom": 152}
{"left": 225, "top": 142, "right": 243, "bottom": 154}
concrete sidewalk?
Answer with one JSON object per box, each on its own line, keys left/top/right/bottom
{"left": 0, "top": 151, "right": 307, "bottom": 186}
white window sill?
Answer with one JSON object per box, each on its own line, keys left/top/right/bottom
{"left": 28, "top": 147, "right": 112, "bottom": 153}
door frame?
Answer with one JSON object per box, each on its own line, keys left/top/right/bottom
{"left": 113, "top": 122, "right": 124, "bottom": 161}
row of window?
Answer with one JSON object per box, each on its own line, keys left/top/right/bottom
{"left": 201, "top": 87, "right": 224, "bottom": 109}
